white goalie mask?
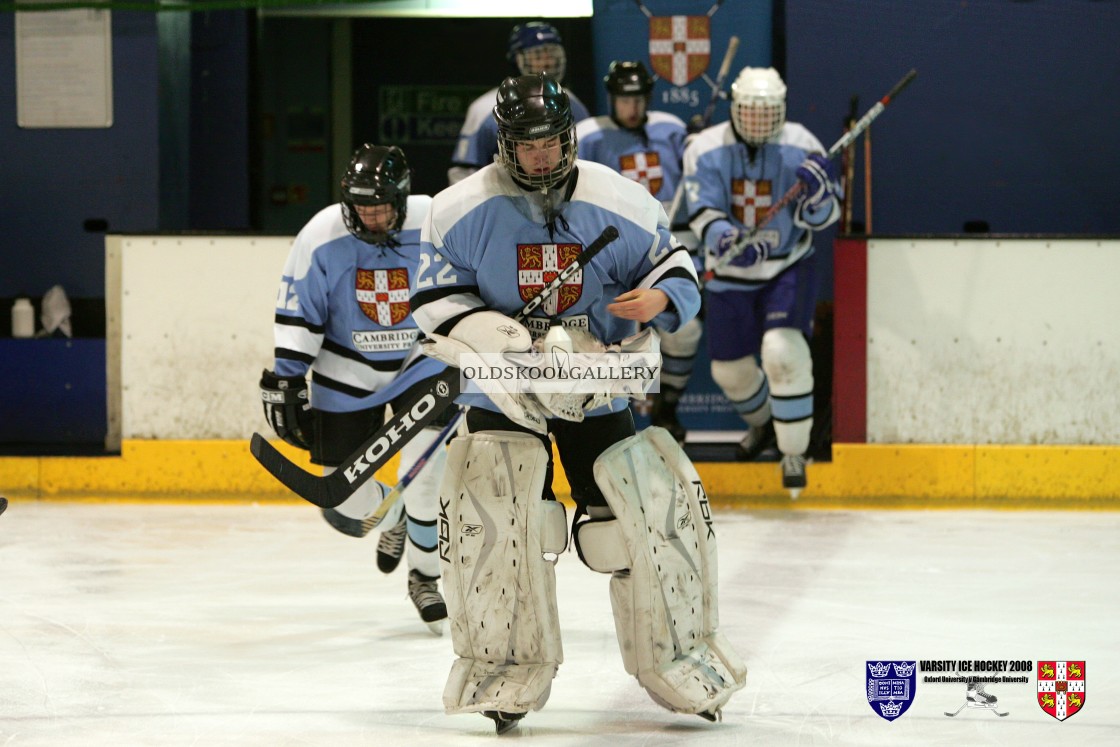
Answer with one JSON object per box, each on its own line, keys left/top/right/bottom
{"left": 730, "top": 67, "right": 787, "bottom": 145}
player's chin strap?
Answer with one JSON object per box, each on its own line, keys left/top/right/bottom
{"left": 575, "top": 426, "right": 747, "bottom": 717}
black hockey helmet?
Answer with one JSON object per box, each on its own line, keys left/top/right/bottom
{"left": 340, "top": 144, "right": 410, "bottom": 244}
{"left": 493, "top": 73, "right": 577, "bottom": 191}
{"left": 604, "top": 60, "right": 654, "bottom": 98}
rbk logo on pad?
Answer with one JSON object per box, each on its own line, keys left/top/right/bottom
{"left": 1038, "top": 660, "right": 1085, "bottom": 721}
{"left": 517, "top": 243, "right": 583, "bottom": 315}
{"left": 356, "top": 267, "right": 410, "bottom": 327}
{"left": 866, "top": 661, "right": 917, "bottom": 721}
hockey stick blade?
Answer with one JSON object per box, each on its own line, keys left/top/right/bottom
{"left": 251, "top": 366, "right": 461, "bottom": 508}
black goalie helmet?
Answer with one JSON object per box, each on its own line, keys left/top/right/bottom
{"left": 493, "top": 73, "right": 577, "bottom": 191}
{"left": 340, "top": 144, "right": 410, "bottom": 244}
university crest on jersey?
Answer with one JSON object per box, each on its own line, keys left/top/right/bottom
{"left": 732, "top": 178, "right": 773, "bottom": 228}
{"left": 866, "top": 660, "right": 917, "bottom": 721}
{"left": 648, "top": 15, "right": 710, "bottom": 87}
{"left": 517, "top": 243, "right": 583, "bottom": 315}
{"left": 1037, "top": 660, "right": 1085, "bottom": 721}
{"left": 355, "top": 267, "right": 410, "bottom": 327}
{"left": 619, "top": 151, "right": 664, "bottom": 196}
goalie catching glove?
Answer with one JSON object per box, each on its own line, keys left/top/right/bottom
{"left": 259, "top": 369, "right": 314, "bottom": 449}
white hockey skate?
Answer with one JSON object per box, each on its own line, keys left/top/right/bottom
{"left": 944, "top": 683, "right": 1008, "bottom": 717}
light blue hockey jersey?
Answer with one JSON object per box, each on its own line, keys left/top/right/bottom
{"left": 448, "top": 86, "right": 591, "bottom": 183}
{"left": 272, "top": 195, "right": 444, "bottom": 413}
{"left": 413, "top": 160, "right": 701, "bottom": 416}
{"left": 575, "top": 110, "right": 688, "bottom": 215}
{"left": 684, "top": 121, "right": 840, "bottom": 293}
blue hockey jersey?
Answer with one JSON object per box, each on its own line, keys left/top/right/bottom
{"left": 413, "top": 160, "right": 701, "bottom": 416}
{"left": 575, "top": 110, "right": 688, "bottom": 216}
{"left": 272, "top": 195, "right": 443, "bottom": 413}
{"left": 684, "top": 121, "right": 840, "bottom": 293}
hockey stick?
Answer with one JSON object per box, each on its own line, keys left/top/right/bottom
{"left": 704, "top": 69, "right": 917, "bottom": 280}
{"left": 864, "top": 124, "right": 873, "bottom": 234}
{"left": 840, "top": 95, "right": 858, "bottom": 233}
{"left": 250, "top": 225, "right": 621, "bottom": 508}
{"left": 361, "top": 409, "right": 462, "bottom": 530}
{"left": 668, "top": 35, "right": 740, "bottom": 227}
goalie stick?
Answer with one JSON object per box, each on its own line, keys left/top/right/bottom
{"left": 704, "top": 68, "right": 917, "bottom": 280}
{"left": 250, "top": 225, "right": 622, "bottom": 509}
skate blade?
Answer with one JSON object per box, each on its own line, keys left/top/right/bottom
{"left": 424, "top": 618, "right": 445, "bottom": 636}
{"left": 787, "top": 487, "right": 802, "bottom": 500}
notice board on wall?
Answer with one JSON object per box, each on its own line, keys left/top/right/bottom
{"left": 15, "top": 6, "right": 113, "bottom": 128}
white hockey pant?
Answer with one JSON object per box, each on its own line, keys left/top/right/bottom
{"left": 396, "top": 425, "right": 449, "bottom": 578}
{"left": 438, "top": 431, "right": 568, "bottom": 715}
{"left": 576, "top": 427, "right": 747, "bottom": 715}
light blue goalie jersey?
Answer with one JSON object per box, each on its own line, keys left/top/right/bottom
{"left": 575, "top": 111, "right": 688, "bottom": 219}
{"left": 684, "top": 121, "right": 841, "bottom": 293}
{"left": 448, "top": 86, "right": 591, "bottom": 183}
{"left": 272, "top": 194, "right": 444, "bottom": 413}
{"left": 413, "top": 160, "right": 701, "bottom": 416}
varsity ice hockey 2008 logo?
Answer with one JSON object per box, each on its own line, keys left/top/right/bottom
{"left": 1037, "top": 660, "right": 1085, "bottom": 721}
{"left": 356, "top": 267, "right": 410, "bottom": 326}
{"left": 517, "top": 243, "right": 583, "bottom": 315}
{"left": 866, "top": 661, "right": 917, "bottom": 721}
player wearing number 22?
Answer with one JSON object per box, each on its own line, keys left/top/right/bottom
{"left": 411, "top": 72, "right": 746, "bottom": 734}
{"left": 684, "top": 66, "right": 842, "bottom": 497}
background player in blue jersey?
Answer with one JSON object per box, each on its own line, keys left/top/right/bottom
{"left": 576, "top": 60, "right": 699, "bottom": 443}
{"left": 447, "top": 21, "right": 591, "bottom": 185}
{"left": 259, "top": 144, "right": 452, "bottom": 632}
{"left": 683, "top": 67, "right": 841, "bottom": 497}
{"left": 413, "top": 73, "right": 744, "bottom": 734}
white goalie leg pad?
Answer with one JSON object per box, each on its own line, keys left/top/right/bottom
{"left": 439, "top": 431, "right": 565, "bottom": 716}
{"left": 591, "top": 427, "right": 747, "bottom": 715}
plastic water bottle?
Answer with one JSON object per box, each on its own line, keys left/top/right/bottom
{"left": 11, "top": 298, "right": 34, "bottom": 338}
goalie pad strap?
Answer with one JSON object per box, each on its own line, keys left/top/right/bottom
{"left": 439, "top": 431, "right": 562, "bottom": 715}
{"left": 574, "top": 518, "right": 630, "bottom": 573}
{"left": 593, "top": 426, "right": 747, "bottom": 715}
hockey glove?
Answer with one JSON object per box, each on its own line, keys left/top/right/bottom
{"left": 259, "top": 369, "right": 314, "bottom": 450}
{"left": 796, "top": 153, "right": 840, "bottom": 210}
{"left": 713, "top": 225, "right": 772, "bottom": 268}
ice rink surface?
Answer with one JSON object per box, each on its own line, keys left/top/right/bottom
{"left": 1, "top": 501, "right": 1117, "bottom": 746}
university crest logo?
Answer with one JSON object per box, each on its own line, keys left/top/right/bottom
{"left": 356, "top": 267, "right": 410, "bottom": 327}
{"left": 517, "top": 243, "right": 583, "bottom": 315}
{"left": 619, "top": 151, "right": 664, "bottom": 196}
{"left": 1037, "top": 660, "right": 1085, "bottom": 721}
{"left": 731, "top": 178, "right": 773, "bottom": 228}
{"left": 866, "top": 660, "right": 917, "bottom": 721}
{"left": 647, "top": 14, "right": 711, "bottom": 87}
